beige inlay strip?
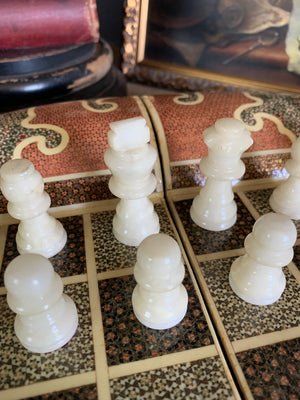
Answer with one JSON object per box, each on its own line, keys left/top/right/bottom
{"left": 0, "top": 371, "right": 96, "bottom": 400}
{"left": 288, "top": 261, "right": 300, "bottom": 284}
{"left": 232, "top": 326, "right": 300, "bottom": 353}
{"left": 109, "top": 345, "right": 217, "bottom": 379}
{"left": 62, "top": 274, "right": 88, "bottom": 285}
{"left": 44, "top": 169, "right": 111, "bottom": 183}
{"left": 170, "top": 148, "right": 291, "bottom": 167}
{"left": 196, "top": 248, "right": 245, "bottom": 263}
{"left": 83, "top": 214, "right": 111, "bottom": 400}
{"left": 97, "top": 267, "right": 134, "bottom": 281}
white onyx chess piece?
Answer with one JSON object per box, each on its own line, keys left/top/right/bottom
{"left": 4, "top": 254, "right": 78, "bottom": 353}
{"left": 0, "top": 158, "right": 67, "bottom": 257}
{"left": 229, "top": 213, "right": 297, "bottom": 306}
{"left": 190, "top": 118, "right": 253, "bottom": 231}
{"left": 269, "top": 136, "right": 300, "bottom": 219}
{"left": 104, "top": 117, "right": 160, "bottom": 246}
{"left": 132, "top": 233, "right": 188, "bottom": 329}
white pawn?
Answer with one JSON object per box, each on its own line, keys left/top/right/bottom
{"left": 269, "top": 136, "right": 300, "bottom": 219}
{"left": 4, "top": 254, "right": 78, "bottom": 353}
{"left": 104, "top": 117, "right": 160, "bottom": 246}
{"left": 0, "top": 159, "right": 67, "bottom": 257}
{"left": 132, "top": 233, "right": 188, "bottom": 329}
{"left": 229, "top": 213, "right": 297, "bottom": 306}
{"left": 190, "top": 118, "right": 253, "bottom": 231}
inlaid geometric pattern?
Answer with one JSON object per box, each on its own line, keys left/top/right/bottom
{"left": 110, "top": 356, "right": 234, "bottom": 400}
{"left": 1, "top": 90, "right": 299, "bottom": 400}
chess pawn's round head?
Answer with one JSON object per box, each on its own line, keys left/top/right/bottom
{"left": 4, "top": 254, "right": 63, "bottom": 315}
{"left": 134, "top": 233, "right": 185, "bottom": 292}
{"left": 245, "top": 212, "right": 297, "bottom": 267}
{"left": 0, "top": 159, "right": 44, "bottom": 202}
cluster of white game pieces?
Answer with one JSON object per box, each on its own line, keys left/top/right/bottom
{"left": 0, "top": 116, "right": 299, "bottom": 353}
{"left": 0, "top": 159, "right": 78, "bottom": 353}
{"left": 190, "top": 117, "right": 299, "bottom": 306}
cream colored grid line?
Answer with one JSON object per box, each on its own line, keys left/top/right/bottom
{"left": 109, "top": 345, "right": 217, "bottom": 379}
{"left": 83, "top": 213, "right": 112, "bottom": 400}
{"left": 0, "top": 372, "right": 96, "bottom": 400}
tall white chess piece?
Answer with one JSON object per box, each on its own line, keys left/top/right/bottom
{"left": 0, "top": 159, "right": 67, "bottom": 257}
{"left": 229, "top": 213, "right": 297, "bottom": 305}
{"left": 104, "top": 117, "right": 160, "bottom": 246}
{"left": 269, "top": 136, "right": 300, "bottom": 219}
{"left": 4, "top": 254, "right": 78, "bottom": 353}
{"left": 190, "top": 118, "right": 253, "bottom": 231}
{"left": 132, "top": 233, "right": 188, "bottom": 329}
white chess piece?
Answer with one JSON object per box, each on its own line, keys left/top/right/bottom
{"left": 0, "top": 159, "right": 67, "bottom": 257}
{"left": 269, "top": 136, "right": 300, "bottom": 219}
{"left": 132, "top": 233, "right": 188, "bottom": 329}
{"left": 104, "top": 117, "right": 160, "bottom": 246}
{"left": 4, "top": 254, "right": 78, "bottom": 353}
{"left": 190, "top": 118, "right": 253, "bottom": 231}
{"left": 229, "top": 213, "right": 297, "bottom": 305}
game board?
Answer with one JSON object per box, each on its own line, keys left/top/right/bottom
{"left": 0, "top": 90, "right": 299, "bottom": 400}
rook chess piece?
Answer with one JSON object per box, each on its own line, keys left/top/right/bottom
{"left": 190, "top": 118, "right": 253, "bottom": 231}
{"left": 229, "top": 213, "right": 297, "bottom": 305}
{"left": 0, "top": 158, "right": 67, "bottom": 257}
{"left": 132, "top": 233, "right": 188, "bottom": 329}
{"left": 4, "top": 254, "right": 78, "bottom": 353}
{"left": 104, "top": 117, "right": 160, "bottom": 246}
{"left": 269, "top": 136, "right": 300, "bottom": 219}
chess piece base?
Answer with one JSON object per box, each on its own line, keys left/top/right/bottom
{"left": 132, "top": 284, "right": 188, "bottom": 330}
{"left": 229, "top": 255, "right": 286, "bottom": 305}
{"left": 15, "top": 294, "right": 78, "bottom": 353}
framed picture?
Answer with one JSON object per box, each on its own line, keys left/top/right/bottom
{"left": 122, "top": 0, "right": 300, "bottom": 93}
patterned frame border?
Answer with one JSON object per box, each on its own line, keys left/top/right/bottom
{"left": 121, "top": 0, "right": 300, "bottom": 94}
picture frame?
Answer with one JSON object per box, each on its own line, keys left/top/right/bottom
{"left": 122, "top": 0, "right": 300, "bottom": 93}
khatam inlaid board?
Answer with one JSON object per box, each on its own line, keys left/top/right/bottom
{"left": 0, "top": 89, "right": 299, "bottom": 399}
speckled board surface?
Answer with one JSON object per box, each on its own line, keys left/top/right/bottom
{"left": 1, "top": 90, "right": 300, "bottom": 400}
{"left": 144, "top": 91, "right": 300, "bottom": 399}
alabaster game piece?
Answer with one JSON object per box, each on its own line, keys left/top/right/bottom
{"left": 229, "top": 213, "right": 297, "bottom": 306}
{"left": 4, "top": 254, "right": 78, "bottom": 353}
{"left": 269, "top": 136, "right": 300, "bottom": 219}
{"left": 104, "top": 117, "right": 160, "bottom": 246}
{"left": 190, "top": 118, "right": 253, "bottom": 231}
{"left": 0, "top": 159, "right": 67, "bottom": 257}
{"left": 132, "top": 233, "right": 188, "bottom": 329}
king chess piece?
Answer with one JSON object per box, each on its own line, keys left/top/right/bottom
{"left": 0, "top": 159, "right": 67, "bottom": 257}
{"left": 132, "top": 233, "right": 188, "bottom": 329}
{"left": 269, "top": 136, "right": 300, "bottom": 219}
{"left": 229, "top": 213, "right": 297, "bottom": 305}
{"left": 104, "top": 117, "right": 160, "bottom": 246}
{"left": 4, "top": 254, "right": 78, "bottom": 353}
{"left": 190, "top": 118, "right": 253, "bottom": 231}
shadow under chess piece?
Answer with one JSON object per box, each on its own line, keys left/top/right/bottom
{"left": 229, "top": 213, "right": 297, "bottom": 305}
{"left": 104, "top": 117, "right": 160, "bottom": 246}
{"left": 4, "top": 254, "right": 78, "bottom": 353}
{"left": 269, "top": 136, "right": 300, "bottom": 220}
{"left": 0, "top": 158, "right": 67, "bottom": 257}
{"left": 132, "top": 233, "right": 188, "bottom": 329}
{"left": 190, "top": 118, "right": 253, "bottom": 231}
